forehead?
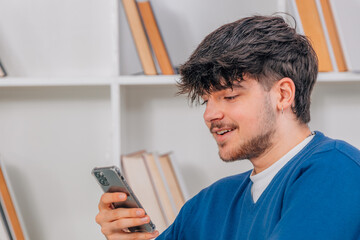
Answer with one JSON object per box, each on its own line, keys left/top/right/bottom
{"left": 200, "top": 79, "right": 257, "bottom": 97}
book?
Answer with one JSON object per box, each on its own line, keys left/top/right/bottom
{"left": 157, "top": 153, "right": 186, "bottom": 213}
{"left": 137, "top": 0, "right": 175, "bottom": 75}
{"left": 122, "top": 0, "right": 157, "bottom": 75}
{"left": 121, "top": 151, "right": 168, "bottom": 233}
{"left": 318, "top": 0, "right": 347, "bottom": 72}
{"left": 142, "top": 153, "right": 176, "bottom": 224}
{"left": 0, "top": 162, "right": 25, "bottom": 240}
{"left": 293, "top": 0, "right": 334, "bottom": 72}
{"left": 329, "top": 0, "right": 360, "bottom": 72}
{"left": 0, "top": 60, "right": 6, "bottom": 77}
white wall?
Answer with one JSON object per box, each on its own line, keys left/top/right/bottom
{"left": 310, "top": 82, "right": 360, "bottom": 148}
{"left": 0, "top": 0, "right": 117, "bottom": 77}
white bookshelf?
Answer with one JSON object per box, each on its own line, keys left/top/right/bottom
{"left": 1, "top": 72, "right": 360, "bottom": 87}
{"left": 1, "top": 0, "right": 360, "bottom": 239}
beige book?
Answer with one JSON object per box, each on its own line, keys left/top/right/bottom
{"left": 122, "top": 0, "right": 157, "bottom": 75}
{"left": 143, "top": 153, "right": 176, "bottom": 224}
{"left": 121, "top": 151, "right": 167, "bottom": 233}
{"left": 295, "top": 0, "right": 333, "bottom": 72}
{"left": 319, "top": 0, "right": 347, "bottom": 72}
{"left": 137, "top": 0, "right": 174, "bottom": 75}
{"left": 158, "top": 153, "right": 185, "bottom": 213}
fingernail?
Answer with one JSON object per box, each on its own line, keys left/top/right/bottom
{"left": 136, "top": 210, "right": 143, "bottom": 216}
{"left": 140, "top": 216, "right": 149, "bottom": 223}
{"left": 119, "top": 193, "right": 126, "bottom": 200}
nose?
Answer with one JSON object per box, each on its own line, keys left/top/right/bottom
{"left": 203, "top": 99, "right": 224, "bottom": 123}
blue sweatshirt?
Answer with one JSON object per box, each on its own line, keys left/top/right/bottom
{"left": 157, "top": 132, "right": 360, "bottom": 240}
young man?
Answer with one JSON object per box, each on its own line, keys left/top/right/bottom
{"left": 96, "top": 15, "right": 360, "bottom": 240}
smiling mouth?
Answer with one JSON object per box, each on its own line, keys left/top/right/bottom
{"left": 216, "top": 129, "right": 234, "bottom": 135}
{"left": 210, "top": 122, "right": 237, "bottom": 137}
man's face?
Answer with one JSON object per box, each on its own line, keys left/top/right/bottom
{"left": 201, "top": 79, "right": 277, "bottom": 162}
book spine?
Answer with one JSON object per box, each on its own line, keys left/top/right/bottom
{"left": 137, "top": 1, "right": 174, "bottom": 75}
{"left": 319, "top": 0, "right": 347, "bottom": 72}
{"left": 143, "top": 153, "right": 176, "bottom": 225}
{"left": 122, "top": 0, "right": 157, "bottom": 75}
{"left": 317, "top": 0, "right": 347, "bottom": 72}
{"left": 295, "top": 0, "right": 333, "bottom": 72}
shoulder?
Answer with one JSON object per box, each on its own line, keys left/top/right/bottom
{"left": 283, "top": 132, "right": 360, "bottom": 195}
{"left": 301, "top": 131, "right": 360, "bottom": 170}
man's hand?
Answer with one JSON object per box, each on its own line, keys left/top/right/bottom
{"left": 96, "top": 192, "right": 160, "bottom": 240}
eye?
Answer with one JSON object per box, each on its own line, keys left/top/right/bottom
{"left": 200, "top": 100, "right": 208, "bottom": 105}
{"left": 224, "top": 95, "right": 239, "bottom": 101}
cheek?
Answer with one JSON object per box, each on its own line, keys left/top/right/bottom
{"left": 231, "top": 106, "right": 258, "bottom": 125}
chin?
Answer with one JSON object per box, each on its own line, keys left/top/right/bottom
{"left": 218, "top": 143, "right": 254, "bottom": 162}
{"left": 218, "top": 149, "right": 246, "bottom": 162}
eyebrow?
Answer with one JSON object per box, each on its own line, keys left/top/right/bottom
{"left": 229, "top": 82, "right": 246, "bottom": 90}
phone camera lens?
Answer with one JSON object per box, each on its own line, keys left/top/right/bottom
{"left": 95, "top": 171, "right": 110, "bottom": 186}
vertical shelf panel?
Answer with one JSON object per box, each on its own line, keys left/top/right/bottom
{"left": 111, "top": 83, "right": 122, "bottom": 165}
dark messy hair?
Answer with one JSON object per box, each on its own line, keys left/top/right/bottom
{"left": 178, "top": 15, "right": 318, "bottom": 124}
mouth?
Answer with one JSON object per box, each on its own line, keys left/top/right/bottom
{"left": 211, "top": 128, "right": 235, "bottom": 146}
{"left": 214, "top": 129, "right": 234, "bottom": 135}
{"left": 210, "top": 122, "right": 238, "bottom": 143}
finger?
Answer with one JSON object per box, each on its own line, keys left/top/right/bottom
{"left": 105, "top": 215, "right": 152, "bottom": 233}
{"left": 98, "top": 192, "right": 127, "bottom": 210}
{"left": 105, "top": 230, "right": 159, "bottom": 240}
{"left": 98, "top": 208, "right": 146, "bottom": 223}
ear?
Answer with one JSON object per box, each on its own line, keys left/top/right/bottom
{"left": 273, "top": 77, "right": 296, "bottom": 113}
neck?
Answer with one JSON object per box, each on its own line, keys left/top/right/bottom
{"left": 250, "top": 123, "right": 311, "bottom": 175}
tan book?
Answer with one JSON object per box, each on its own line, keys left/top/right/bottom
{"left": 295, "top": 0, "right": 333, "bottom": 72}
{"left": 122, "top": 0, "right": 157, "bottom": 75}
{"left": 142, "top": 153, "right": 176, "bottom": 224}
{"left": 0, "top": 165, "right": 25, "bottom": 240}
{"left": 158, "top": 153, "right": 185, "bottom": 213}
{"left": 137, "top": 0, "right": 175, "bottom": 75}
{"left": 121, "top": 151, "right": 168, "bottom": 233}
{"left": 319, "top": 0, "right": 347, "bottom": 72}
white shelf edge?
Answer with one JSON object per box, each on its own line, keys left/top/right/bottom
{"left": 0, "top": 77, "right": 113, "bottom": 87}
{"left": 116, "top": 75, "right": 180, "bottom": 85}
{"left": 1, "top": 73, "right": 359, "bottom": 87}
{"left": 0, "top": 75, "right": 180, "bottom": 87}
{"left": 317, "top": 72, "right": 360, "bottom": 83}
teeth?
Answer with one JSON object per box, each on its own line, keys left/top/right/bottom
{"left": 217, "top": 129, "right": 231, "bottom": 135}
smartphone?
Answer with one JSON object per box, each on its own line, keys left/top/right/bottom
{"left": 92, "top": 166, "right": 156, "bottom": 233}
